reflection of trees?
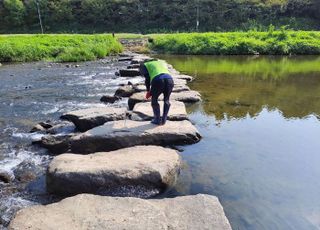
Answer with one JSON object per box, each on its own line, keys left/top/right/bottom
{"left": 191, "top": 73, "right": 320, "bottom": 120}
{"left": 159, "top": 55, "right": 320, "bottom": 79}
{"left": 158, "top": 55, "right": 320, "bottom": 120}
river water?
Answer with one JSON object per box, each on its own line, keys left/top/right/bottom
{"left": 0, "top": 58, "right": 143, "bottom": 227}
{"left": 158, "top": 55, "right": 320, "bottom": 230}
{"left": 1, "top": 55, "right": 320, "bottom": 229}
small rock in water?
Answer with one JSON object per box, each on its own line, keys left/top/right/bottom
{"left": 38, "top": 122, "right": 53, "bottom": 129}
{"left": 75, "top": 64, "right": 80, "bottom": 68}
{"left": 65, "top": 64, "right": 70, "bottom": 68}
{"left": 13, "top": 161, "right": 42, "bottom": 182}
{"left": 30, "top": 124, "right": 46, "bottom": 133}
{"left": 100, "top": 95, "right": 122, "bottom": 104}
{"left": 0, "top": 169, "right": 15, "bottom": 183}
{"left": 30, "top": 122, "right": 52, "bottom": 133}
{"left": 114, "top": 85, "right": 135, "bottom": 97}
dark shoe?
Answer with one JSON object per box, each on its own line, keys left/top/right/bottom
{"left": 151, "top": 104, "right": 161, "bottom": 125}
{"left": 162, "top": 102, "right": 171, "bottom": 125}
{"left": 151, "top": 118, "right": 161, "bottom": 125}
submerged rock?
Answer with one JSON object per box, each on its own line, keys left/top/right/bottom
{"left": 13, "top": 161, "right": 42, "bottom": 183}
{"left": 60, "top": 107, "right": 127, "bottom": 132}
{"left": 47, "top": 146, "right": 181, "bottom": 196}
{"left": 119, "top": 69, "right": 141, "bottom": 77}
{"left": 128, "top": 91, "right": 202, "bottom": 110}
{"left": 9, "top": 194, "right": 231, "bottom": 230}
{"left": 68, "top": 120, "right": 201, "bottom": 154}
{"left": 0, "top": 169, "right": 15, "bottom": 183}
{"left": 30, "top": 122, "right": 53, "bottom": 133}
{"left": 100, "top": 95, "right": 122, "bottom": 104}
{"left": 131, "top": 101, "right": 188, "bottom": 121}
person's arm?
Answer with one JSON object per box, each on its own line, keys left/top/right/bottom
{"left": 139, "top": 63, "right": 150, "bottom": 91}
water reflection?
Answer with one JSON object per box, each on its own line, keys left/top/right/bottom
{"left": 158, "top": 55, "right": 320, "bottom": 230}
{"left": 159, "top": 55, "right": 320, "bottom": 120}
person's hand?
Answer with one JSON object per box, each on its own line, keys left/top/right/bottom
{"left": 145, "top": 91, "right": 152, "bottom": 99}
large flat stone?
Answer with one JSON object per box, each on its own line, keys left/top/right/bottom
{"left": 10, "top": 194, "right": 231, "bottom": 230}
{"left": 128, "top": 91, "right": 201, "bottom": 110}
{"left": 47, "top": 146, "right": 181, "bottom": 196}
{"left": 60, "top": 107, "right": 127, "bottom": 132}
{"left": 67, "top": 120, "right": 201, "bottom": 154}
{"left": 131, "top": 101, "right": 188, "bottom": 121}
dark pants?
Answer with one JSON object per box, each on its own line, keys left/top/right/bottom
{"left": 151, "top": 76, "right": 174, "bottom": 108}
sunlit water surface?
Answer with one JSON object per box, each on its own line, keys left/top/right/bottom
{"left": 158, "top": 55, "right": 320, "bottom": 230}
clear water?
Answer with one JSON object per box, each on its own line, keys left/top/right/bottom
{"left": 158, "top": 55, "right": 320, "bottom": 230}
{"left": 0, "top": 59, "right": 141, "bottom": 227}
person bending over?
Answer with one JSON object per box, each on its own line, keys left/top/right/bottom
{"left": 140, "top": 59, "right": 174, "bottom": 125}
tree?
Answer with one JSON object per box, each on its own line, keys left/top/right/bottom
{"left": 3, "top": 0, "right": 26, "bottom": 27}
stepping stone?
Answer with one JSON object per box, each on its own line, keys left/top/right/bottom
{"left": 69, "top": 120, "right": 201, "bottom": 154}
{"left": 46, "top": 146, "right": 181, "bottom": 196}
{"left": 131, "top": 101, "right": 188, "bottom": 121}
{"left": 127, "top": 64, "right": 140, "bottom": 69}
{"left": 118, "top": 57, "right": 133, "bottom": 62}
{"left": 128, "top": 91, "right": 201, "bottom": 110}
{"left": 40, "top": 120, "right": 201, "bottom": 154}
{"left": 60, "top": 107, "right": 127, "bottom": 132}
{"left": 10, "top": 194, "right": 232, "bottom": 230}
{"left": 172, "top": 73, "right": 194, "bottom": 81}
{"left": 130, "top": 55, "right": 151, "bottom": 64}
{"left": 119, "top": 69, "right": 141, "bottom": 77}
{"left": 100, "top": 95, "right": 122, "bottom": 104}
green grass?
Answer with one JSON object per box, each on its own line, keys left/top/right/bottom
{"left": 149, "top": 31, "right": 320, "bottom": 55}
{"left": 0, "top": 34, "right": 123, "bottom": 62}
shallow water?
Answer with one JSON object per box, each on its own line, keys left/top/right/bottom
{"left": 0, "top": 58, "right": 139, "bottom": 227}
{"left": 158, "top": 55, "right": 320, "bottom": 230}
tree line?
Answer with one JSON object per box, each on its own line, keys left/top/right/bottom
{"left": 0, "top": 0, "right": 319, "bottom": 33}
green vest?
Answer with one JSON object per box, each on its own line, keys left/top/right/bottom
{"left": 144, "top": 60, "right": 170, "bottom": 82}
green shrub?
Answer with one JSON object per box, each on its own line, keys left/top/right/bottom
{"left": 0, "top": 34, "right": 123, "bottom": 62}
{"left": 150, "top": 31, "right": 320, "bottom": 55}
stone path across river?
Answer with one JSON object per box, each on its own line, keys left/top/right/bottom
{"left": 10, "top": 194, "right": 232, "bottom": 230}
{"left": 9, "top": 53, "right": 232, "bottom": 229}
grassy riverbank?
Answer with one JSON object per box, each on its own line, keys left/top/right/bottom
{"left": 0, "top": 34, "right": 122, "bottom": 62}
{"left": 150, "top": 31, "right": 320, "bottom": 55}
